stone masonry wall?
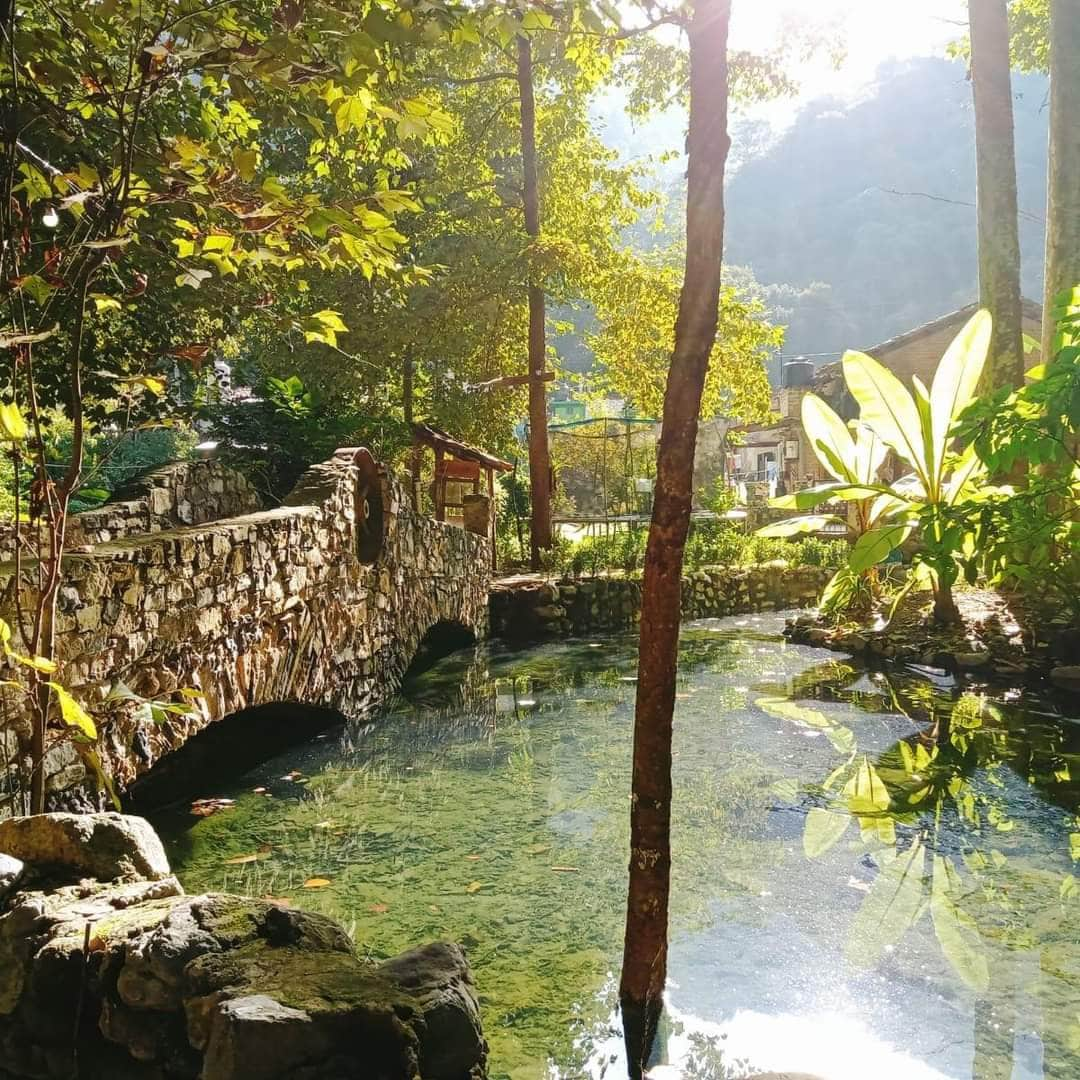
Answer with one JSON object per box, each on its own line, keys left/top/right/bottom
{"left": 489, "top": 564, "right": 834, "bottom": 643}
{"left": 0, "top": 458, "right": 491, "bottom": 806}
{"left": 0, "top": 460, "right": 263, "bottom": 561}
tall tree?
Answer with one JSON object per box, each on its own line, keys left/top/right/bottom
{"left": 517, "top": 33, "right": 554, "bottom": 567}
{"left": 969, "top": 0, "right": 1024, "bottom": 390}
{"left": 620, "top": 1, "right": 732, "bottom": 1075}
{"left": 1043, "top": 0, "right": 1080, "bottom": 357}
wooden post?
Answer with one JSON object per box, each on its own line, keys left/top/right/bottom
{"left": 434, "top": 447, "right": 445, "bottom": 522}
{"left": 403, "top": 351, "right": 420, "bottom": 510}
{"left": 487, "top": 467, "right": 497, "bottom": 570}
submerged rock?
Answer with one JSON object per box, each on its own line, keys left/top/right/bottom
{"left": 0, "top": 812, "right": 170, "bottom": 883}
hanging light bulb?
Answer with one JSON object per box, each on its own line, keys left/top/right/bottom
{"left": 41, "top": 205, "right": 60, "bottom": 229}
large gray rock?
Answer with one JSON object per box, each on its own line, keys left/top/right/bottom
{"left": 0, "top": 883, "right": 487, "bottom": 1080}
{"left": 0, "top": 813, "right": 170, "bottom": 883}
{"left": 378, "top": 942, "right": 486, "bottom": 1080}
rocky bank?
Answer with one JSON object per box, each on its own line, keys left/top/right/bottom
{"left": 0, "top": 813, "right": 486, "bottom": 1080}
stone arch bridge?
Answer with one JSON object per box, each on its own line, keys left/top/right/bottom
{"left": 0, "top": 453, "right": 491, "bottom": 805}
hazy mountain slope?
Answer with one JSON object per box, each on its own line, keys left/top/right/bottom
{"left": 722, "top": 57, "right": 1049, "bottom": 359}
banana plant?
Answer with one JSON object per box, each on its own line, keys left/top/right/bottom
{"left": 760, "top": 310, "right": 996, "bottom": 623}
{"left": 757, "top": 392, "right": 906, "bottom": 614}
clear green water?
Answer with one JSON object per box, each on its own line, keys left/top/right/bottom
{"left": 155, "top": 614, "right": 1080, "bottom": 1080}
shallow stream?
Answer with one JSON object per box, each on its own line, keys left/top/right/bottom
{"left": 155, "top": 614, "right": 1080, "bottom": 1080}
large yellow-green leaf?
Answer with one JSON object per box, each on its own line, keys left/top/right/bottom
{"left": 803, "top": 808, "right": 851, "bottom": 858}
{"left": 46, "top": 683, "right": 97, "bottom": 741}
{"left": 0, "top": 402, "right": 27, "bottom": 442}
{"left": 930, "top": 310, "right": 991, "bottom": 478}
{"left": 930, "top": 854, "right": 990, "bottom": 991}
{"left": 770, "top": 482, "right": 881, "bottom": 512}
{"left": 852, "top": 422, "right": 887, "bottom": 485}
{"left": 848, "top": 524, "right": 911, "bottom": 573}
{"left": 842, "top": 349, "right": 927, "bottom": 485}
{"left": 845, "top": 839, "right": 926, "bottom": 969}
{"left": 802, "top": 393, "right": 856, "bottom": 482}
{"left": 755, "top": 514, "right": 842, "bottom": 538}
{"left": 843, "top": 756, "right": 891, "bottom": 814}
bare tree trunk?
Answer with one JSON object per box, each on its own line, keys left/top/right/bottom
{"left": 1043, "top": 0, "right": 1080, "bottom": 358}
{"left": 516, "top": 34, "right": 552, "bottom": 570}
{"left": 620, "top": 3, "right": 732, "bottom": 1076}
{"left": 969, "top": 0, "right": 1024, "bottom": 391}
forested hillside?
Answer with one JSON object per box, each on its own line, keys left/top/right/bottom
{"left": 606, "top": 56, "right": 1050, "bottom": 365}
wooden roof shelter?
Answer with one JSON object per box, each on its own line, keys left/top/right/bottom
{"left": 410, "top": 425, "right": 512, "bottom": 565}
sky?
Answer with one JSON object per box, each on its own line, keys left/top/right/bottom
{"left": 730, "top": 0, "right": 969, "bottom": 100}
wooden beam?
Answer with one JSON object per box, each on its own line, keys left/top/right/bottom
{"left": 466, "top": 372, "right": 555, "bottom": 392}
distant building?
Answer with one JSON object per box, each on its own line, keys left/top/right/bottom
{"left": 550, "top": 399, "right": 587, "bottom": 424}
{"left": 728, "top": 299, "right": 1043, "bottom": 490}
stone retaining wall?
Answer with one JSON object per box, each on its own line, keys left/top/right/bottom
{"left": 1, "top": 458, "right": 491, "bottom": 809}
{"left": 0, "top": 460, "right": 263, "bottom": 561}
{"left": 489, "top": 564, "right": 833, "bottom": 642}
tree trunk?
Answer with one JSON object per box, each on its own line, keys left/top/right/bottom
{"left": 516, "top": 34, "right": 552, "bottom": 570}
{"left": 969, "top": 0, "right": 1024, "bottom": 391}
{"left": 619, "top": 3, "right": 732, "bottom": 1076}
{"left": 1043, "top": 0, "right": 1080, "bottom": 359}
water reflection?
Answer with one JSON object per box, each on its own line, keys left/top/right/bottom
{"left": 155, "top": 614, "right": 1080, "bottom": 1080}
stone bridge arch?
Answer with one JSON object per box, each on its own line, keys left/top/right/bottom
{"left": 2, "top": 452, "right": 491, "bottom": 805}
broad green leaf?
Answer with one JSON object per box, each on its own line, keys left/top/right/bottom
{"left": 843, "top": 349, "right": 927, "bottom": 486}
{"left": 803, "top": 808, "right": 851, "bottom": 858}
{"left": 843, "top": 756, "right": 891, "bottom": 814}
{"left": 47, "top": 683, "right": 97, "bottom": 740}
{"left": 846, "top": 839, "right": 926, "bottom": 969}
{"left": 13, "top": 652, "right": 57, "bottom": 674}
{"left": 930, "top": 855, "right": 989, "bottom": 991}
{"left": 770, "top": 482, "right": 882, "bottom": 511}
{"left": 848, "top": 524, "right": 911, "bottom": 573}
{"left": 756, "top": 696, "right": 855, "bottom": 754}
{"left": 1, "top": 401, "right": 28, "bottom": 442}
{"left": 756, "top": 514, "right": 842, "bottom": 538}
{"left": 852, "top": 422, "right": 887, "bottom": 485}
{"left": 930, "top": 311, "right": 991, "bottom": 479}
{"left": 802, "top": 393, "right": 856, "bottom": 482}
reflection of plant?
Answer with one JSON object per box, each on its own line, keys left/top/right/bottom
{"left": 801, "top": 680, "right": 1079, "bottom": 1012}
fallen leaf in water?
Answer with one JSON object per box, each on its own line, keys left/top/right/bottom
{"left": 524, "top": 844, "right": 550, "bottom": 855}
{"left": 370, "top": 903, "right": 389, "bottom": 914}
{"left": 465, "top": 881, "right": 487, "bottom": 894}
{"left": 252, "top": 787, "right": 267, "bottom": 794}
{"left": 224, "top": 852, "right": 263, "bottom": 865}
{"left": 280, "top": 770, "right": 303, "bottom": 781}
{"left": 465, "top": 854, "right": 481, "bottom": 861}
{"left": 550, "top": 866, "right": 580, "bottom": 873}
{"left": 428, "top": 905, "right": 441, "bottom": 914}
{"left": 313, "top": 821, "right": 337, "bottom": 830}
{"left": 303, "top": 877, "right": 332, "bottom": 889}
{"left": 190, "top": 798, "right": 235, "bottom": 818}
